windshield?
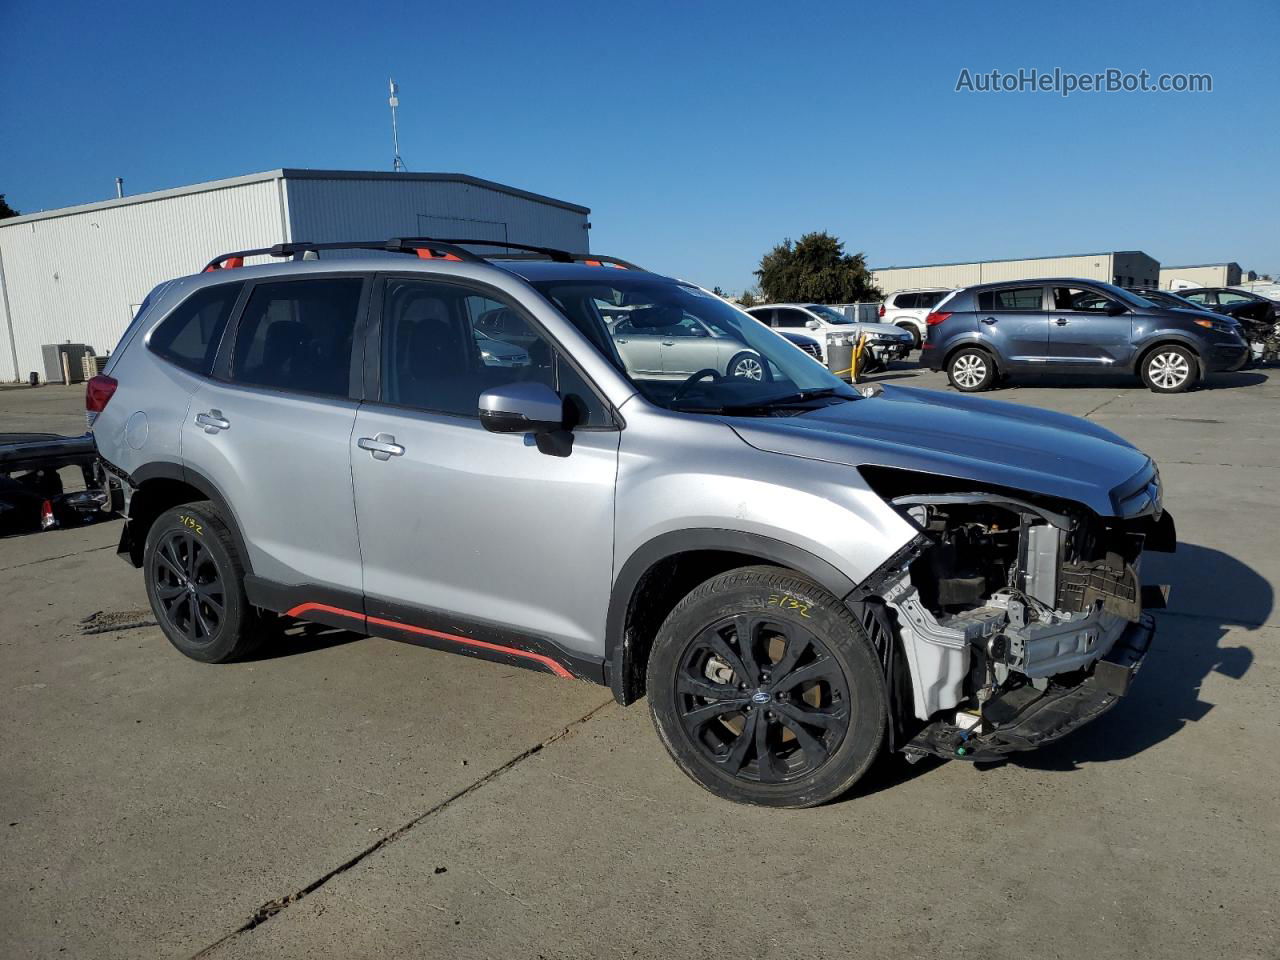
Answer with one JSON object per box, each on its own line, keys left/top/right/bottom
{"left": 806, "top": 304, "right": 854, "bottom": 324}
{"left": 530, "top": 275, "right": 856, "bottom": 414}
{"left": 1094, "top": 281, "right": 1157, "bottom": 309}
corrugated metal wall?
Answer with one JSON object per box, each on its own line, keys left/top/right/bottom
{"left": 285, "top": 177, "right": 590, "bottom": 254}
{"left": 872, "top": 254, "right": 1125, "bottom": 294}
{"left": 1158, "top": 264, "right": 1237, "bottom": 288}
{"left": 0, "top": 179, "right": 286, "bottom": 381}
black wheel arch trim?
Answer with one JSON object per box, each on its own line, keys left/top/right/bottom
{"left": 606, "top": 529, "right": 857, "bottom": 705}
{"left": 120, "top": 461, "right": 254, "bottom": 574}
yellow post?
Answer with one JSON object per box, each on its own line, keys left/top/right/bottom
{"left": 851, "top": 332, "right": 868, "bottom": 383}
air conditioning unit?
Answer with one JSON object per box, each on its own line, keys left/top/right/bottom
{"left": 41, "top": 343, "right": 93, "bottom": 384}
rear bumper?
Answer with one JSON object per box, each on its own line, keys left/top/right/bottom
{"left": 903, "top": 613, "right": 1154, "bottom": 763}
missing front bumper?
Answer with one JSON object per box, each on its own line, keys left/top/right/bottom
{"left": 902, "top": 612, "right": 1154, "bottom": 763}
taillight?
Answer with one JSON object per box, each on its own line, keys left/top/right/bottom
{"left": 925, "top": 311, "right": 952, "bottom": 326}
{"left": 85, "top": 374, "right": 118, "bottom": 427}
{"left": 878, "top": 304, "right": 885, "bottom": 318}
{"left": 40, "top": 499, "right": 56, "bottom": 530}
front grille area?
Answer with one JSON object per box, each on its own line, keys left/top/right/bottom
{"left": 798, "top": 342, "right": 822, "bottom": 359}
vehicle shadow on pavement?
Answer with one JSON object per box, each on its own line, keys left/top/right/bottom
{"left": 1008, "top": 542, "right": 1267, "bottom": 772}
{"left": 243, "top": 620, "right": 363, "bottom": 661}
{"left": 985, "top": 371, "right": 1269, "bottom": 392}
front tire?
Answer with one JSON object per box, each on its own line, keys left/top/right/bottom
{"left": 1141, "top": 345, "right": 1198, "bottom": 393}
{"left": 646, "top": 566, "right": 886, "bottom": 808}
{"left": 947, "top": 347, "right": 996, "bottom": 392}
{"left": 896, "top": 322, "right": 922, "bottom": 349}
{"left": 143, "top": 501, "right": 263, "bottom": 663}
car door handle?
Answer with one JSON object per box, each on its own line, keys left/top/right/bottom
{"left": 357, "top": 433, "right": 405, "bottom": 461}
{"left": 615, "top": 338, "right": 629, "bottom": 344}
{"left": 980, "top": 317, "right": 997, "bottom": 325}
{"left": 661, "top": 340, "right": 675, "bottom": 345}
{"left": 194, "top": 410, "right": 230, "bottom": 433}
{"left": 1055, "top": 318, "right": 1069, "bottom": 326}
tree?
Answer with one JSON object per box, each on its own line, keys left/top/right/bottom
{"left": 0, "top": 195, "right": 19, "bottom": 220}
{"left": 738, "top": 289, "right": 759, "bottom": 308}
{"left": 712, "top": 285, "right": 726, "bottom": 297}
{"left": 754, "top": 231, "right": 881, "bottom": 303}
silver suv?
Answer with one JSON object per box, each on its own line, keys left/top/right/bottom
{"left": 89, "top": 238, "right": 1174, "bottom": 808}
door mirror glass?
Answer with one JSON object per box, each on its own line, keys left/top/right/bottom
{"left": 479, "top": 381, "right": 565, "bottom": 434}
{"left": 1106, "top": 301, "right": 1128, "bottom": 316}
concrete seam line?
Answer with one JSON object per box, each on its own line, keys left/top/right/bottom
{"left": 1082, "top": 391, "right": 1125, "bottom": 419}
{"left": 0, "top": 543, "right": 115, "bottom": 573}
{"left": 188, "top": 698, "right": 615, "bottom": 959}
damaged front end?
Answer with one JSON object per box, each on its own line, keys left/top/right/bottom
{"left": 859, "top": 467, "right": 1175, "bottom": 763}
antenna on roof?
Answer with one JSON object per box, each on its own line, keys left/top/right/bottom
{"left": 388, "top": 78, "right": 406, "bottom": 173}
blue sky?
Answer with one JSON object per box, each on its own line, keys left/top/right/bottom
{"left": 2, "top": 0, "right": 1276, "bottom": 292}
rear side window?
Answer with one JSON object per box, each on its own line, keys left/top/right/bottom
{"left": 148, "top": 282, "right": 243, "bottom": 376}
{"left": 978, "top": 287, "right": 1044, "bottom": 311}
{"left": 894, "top": 293, "right": 919, "bottom": 309}
{"left": 230, "top": 278, "right": 364, "bottom": 397}
{"left": 917, "top": 291, "right": 946, "bottom": 308}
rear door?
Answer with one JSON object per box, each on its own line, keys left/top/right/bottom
{"left": 974, "top": 285, "right": 1049, "bottom": 364}
{"left": 610, "top": 316, "right": 665, "bottom": 376}
{"left": 660, "top": 314, "right": 727, "bottom": 376}
{"left": 182, "top": 274, "right": 368, "bottom": 600}
{"left": 1048, "top": 285, "right": 1135, "bottom": 365}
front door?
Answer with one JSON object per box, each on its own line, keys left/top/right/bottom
{"left": 350, "top": 275, "right": 620, "bottom": 675}
{"left": 1048, "top": 286, "right": 1134, "bottom": 365}
{"left": 182, "top": 275, "right": 369, "bottom": 599}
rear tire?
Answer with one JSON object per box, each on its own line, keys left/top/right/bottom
{"left": 143, "top": 501, "right": 264, "bottom": 663}
{"left": 1140, "top": 345, "right": 1198, "bottom": 393}
{"left": 646, "top": 566, "right": 886, "bottom": 808}
{"left": 947, "top": 347, "right": 996, "bottom": 392}
{"left": 727, "top": 351, "right": 769, "bottom": 382}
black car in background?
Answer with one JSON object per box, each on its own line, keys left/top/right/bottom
{"left": 1175, "top": 287, "right": 1277, "bottom": 326}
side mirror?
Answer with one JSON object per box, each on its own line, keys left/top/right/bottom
{"left": 805, "top": 319, "right": 821, "bottom": 330}
{"left": 1106, "top": 301, "right": 1128, "bottom": 316}
{"left": 479, "top": 381, "right": 565, "bottom": 434}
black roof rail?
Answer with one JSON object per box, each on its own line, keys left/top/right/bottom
{"left": 202, "top": 237, "right": 644, "bottom": 273}
{"left": 396, "top": 238, "right": 646, "bottom": 271}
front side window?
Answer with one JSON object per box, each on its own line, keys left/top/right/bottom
{"left": 230, "top": 278, "right": 364, "bottom": 397}
{"left": 1052, "top": 287, "right": 1114, "bottom": 312}
{"left": 1181, "top": 291, "right": 1212, "bottom": 304}
{"left": 1217, "top": 291, "right": 1252, "bottom": 304}
{"left": 529, "top": 275, "right": 855, "bottom": 415}
{"left": 978, "top": 287, "right": 1044, "bottom": 311}
{"left": 149, "top": 282, "right": 243, "bottom": 376}
{"left": 805, "top": 305, "right": 854, "bottom": 324}
{"left": 917, "top": 292, "right": 946, "bottom": 308}
{"left": 380, "top": 279, "right": 610, "bottom": 426}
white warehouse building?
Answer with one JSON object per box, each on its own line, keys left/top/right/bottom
{"left": 872, "top": 251, "right": 1160, "bottom": 296}
{"left": 0, "top": 169, "right": 591, "bottom": 382}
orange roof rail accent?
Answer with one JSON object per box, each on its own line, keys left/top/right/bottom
{"left": 415, "top": 249, "right": 463, "bottom": 262}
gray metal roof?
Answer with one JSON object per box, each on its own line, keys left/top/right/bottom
{"left": 871, "top": 251, "right": 1151, "bottom": 271}
{"left": 0, "top": 168, "right": 589, "bottom": 228}
{"left": 1161, "top": 262, "right": 1240, "bottom": 269}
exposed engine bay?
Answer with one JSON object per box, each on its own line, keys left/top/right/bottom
{"left": 869, "top": 483, "right": 1174, "bottom": 762}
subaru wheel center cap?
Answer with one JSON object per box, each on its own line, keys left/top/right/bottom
{"left": 751, "top": 689, "right": 771, "bottom": 705}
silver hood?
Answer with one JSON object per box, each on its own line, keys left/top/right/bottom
{"left": 727, "top": 385, "right": 1156, "bottom": 517}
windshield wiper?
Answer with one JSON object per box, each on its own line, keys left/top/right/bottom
{"left": 720, "top": 388, "right": 852, "bottom": 412}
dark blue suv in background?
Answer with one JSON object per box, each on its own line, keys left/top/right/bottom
{"left": 922, "top": 279, "right": 1249, "bottom": 393}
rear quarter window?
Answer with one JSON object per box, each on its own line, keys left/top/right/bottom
{"left": 148, "top": 282, "right": 244, "bottom": 376}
